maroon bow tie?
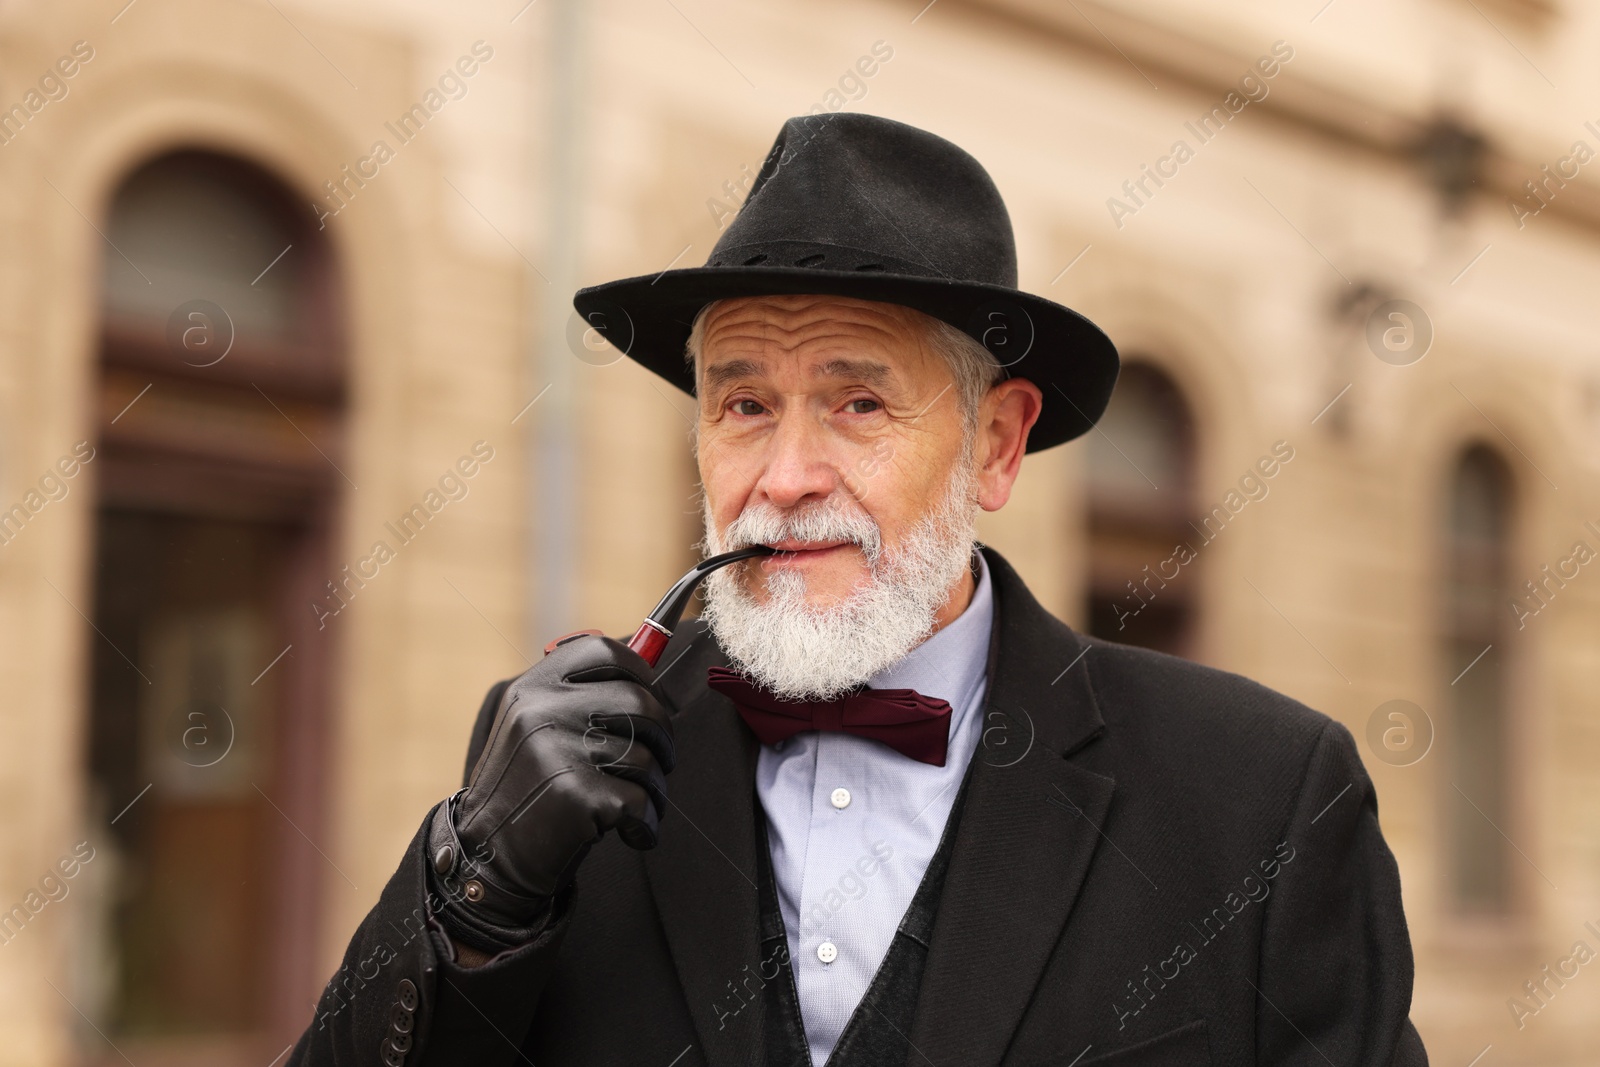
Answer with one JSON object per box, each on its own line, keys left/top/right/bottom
{"left": 706, "top": 666, "right": 953, "bottom": 766}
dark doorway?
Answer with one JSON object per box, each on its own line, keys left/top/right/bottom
{"left": 90, "top": 513, "right": 291, "bottom": 1033}
{"left": 84, "top": 149, "right": 346, "bottom": 1065}
{"left": 1084, "top": 361, "right": 1201, "bottom": 658}
{"left": 1441, "top": 444, "right": 1516, "bottom": 916}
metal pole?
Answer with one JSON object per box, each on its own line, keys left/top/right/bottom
{"left": 530, "top": 0, "right": 584, "bottom": 652}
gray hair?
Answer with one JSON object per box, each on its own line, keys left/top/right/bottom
{"left": 684, "top": 301, "right": 1003, "bottom": 433}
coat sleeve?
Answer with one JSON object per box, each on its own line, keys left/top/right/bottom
{"left": 1255, "top": 719, "right": 1428, "bottom": 1066}
{"left": 287, "top": 680, "right": 568, "bottom": 1067}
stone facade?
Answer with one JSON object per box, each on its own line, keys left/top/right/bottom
{"left": 0, "top": 0, "right": 1596, "bottom": 1063}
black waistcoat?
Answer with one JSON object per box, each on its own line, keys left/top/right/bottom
{"left": 755, "top": 757, "right": 976, "bottom": 1067}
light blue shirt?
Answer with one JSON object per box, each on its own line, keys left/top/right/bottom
{"left": 755, "top": 551, "right": 994, "bottom": 1066}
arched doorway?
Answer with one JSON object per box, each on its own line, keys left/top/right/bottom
{"left": 84, "top": 149, "right": 346, "bottom": 1063}
{"left": 1084, "top": 360, "right": 1200, "bottom": 658}
{"left": 1441, "top": 443, "right": 1517, "bottom": 916}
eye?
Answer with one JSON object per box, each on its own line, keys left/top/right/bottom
{"left": 732, "top": 399, "right": 766, "bottom": 416}
{"left": 845, "top": 398, "right": 881, "bottom": 414}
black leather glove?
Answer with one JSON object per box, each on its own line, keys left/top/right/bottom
{"left": 429, "top": 635, "right": 675, "bottom": 941}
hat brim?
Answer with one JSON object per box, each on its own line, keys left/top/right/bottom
{"left": 573, "top": 266, "right": 1119, "bottom": 452}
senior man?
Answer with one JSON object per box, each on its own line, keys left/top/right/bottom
{"left": 292, "top": 114, "right": 1426, "bottom": 1067}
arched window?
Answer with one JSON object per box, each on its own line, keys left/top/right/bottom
{"left": 86, "top": 150, "right": 345, "bottom": 1053}
{"left": 1442, "top": 445, "right": 1516, "bottom": 914}
{"left": 100, "top": 151, "right": 342, "bottom": 400}
{"left": 1084, "top": 361, "right": 1199, "bottom": 657}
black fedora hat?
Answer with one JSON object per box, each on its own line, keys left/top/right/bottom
{"left": 573, "top": 113, "right": 1119, "bottom": 451}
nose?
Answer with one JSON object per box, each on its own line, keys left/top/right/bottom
{"left": 752, "top": 406, "right": 840, "bottom": 510}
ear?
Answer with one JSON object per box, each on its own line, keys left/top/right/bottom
{"left": 974, "top": 377, "right": 1043, "bottom": 511}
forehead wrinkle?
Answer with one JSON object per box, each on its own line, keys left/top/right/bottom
{"left": 707, "top": 292, "right": 913, "bottom": 327}
{"left": 703, "top": 299, "right": 916, "bottom": 353}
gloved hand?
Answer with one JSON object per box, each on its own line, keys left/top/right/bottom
{"left": 431, "top": 635, "right": 675, "bottom": 934}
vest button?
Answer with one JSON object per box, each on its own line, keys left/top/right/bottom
{"left": 817, "top": 940, "right": 838, "bottom": 964}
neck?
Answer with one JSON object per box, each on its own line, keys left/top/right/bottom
{"left": 927, "top": 561, "right": 977, "bottom": 639}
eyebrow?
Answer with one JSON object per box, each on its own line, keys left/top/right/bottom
{"left": 701, "top": 356, "right": 895, "bottom": 392}
{"left": 702, "top": 358, "right": 764, "bottom": 393}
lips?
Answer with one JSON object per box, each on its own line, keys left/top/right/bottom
{"left": 757, "top": 540, "right": 855, "bottom": 568}
{"left": 764, "top": 539, "right": 850, "bottom": 553}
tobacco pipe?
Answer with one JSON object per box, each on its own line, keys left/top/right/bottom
{"left": 542, "top": 545, "right": 777, "bottom": 666}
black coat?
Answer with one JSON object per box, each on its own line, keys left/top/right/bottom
{"left": 290, "top": 547, "right": 1427, "bottom": 1066}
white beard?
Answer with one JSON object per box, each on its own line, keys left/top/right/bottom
{"left": 700, "top": 461, "right": 980, "bottom": 702}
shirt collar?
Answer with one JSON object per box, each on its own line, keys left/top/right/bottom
{"left": 865, "top": 549, "right": 994, "bottom": 714}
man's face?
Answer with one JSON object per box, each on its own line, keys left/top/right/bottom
{"left": 695, "top": 294, "right": 971, "bottom": 607}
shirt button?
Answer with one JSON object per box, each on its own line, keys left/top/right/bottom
{"left": 830, "top": 787, "right": 851, "bottom": 809}
{"left": 817, "top": 940, "right": 838, "bottom": 964}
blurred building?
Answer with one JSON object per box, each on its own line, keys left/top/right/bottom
{"left": 0, "top": 0, "right": 1597, "bottom": 1063}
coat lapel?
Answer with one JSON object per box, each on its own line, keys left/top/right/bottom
{"left": 903, "top": 548, "right": 1115, "bottom": 1066}
{"left": 642, "top": 624, "right": 769, "bottom": 1067}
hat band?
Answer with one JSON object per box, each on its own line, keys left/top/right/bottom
{"left": 707, "top": 240, "right": 947, "bottom": 280}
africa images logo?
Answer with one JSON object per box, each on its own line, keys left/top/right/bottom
{"left": 314, "top": 41, "right": 495, "bottom": 228}
{"left": 1112, "top": 841, "right": 1297, "bottom": 1030}
{"left": 1106, "top": 41, "right": 1295, "bottom": 230}
{"left": 0, "top": 40, "right": 95, "bottom": 148}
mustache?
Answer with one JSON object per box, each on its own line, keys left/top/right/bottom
{"left": 716, "top": 496, "right": 883, "bottom": 563}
